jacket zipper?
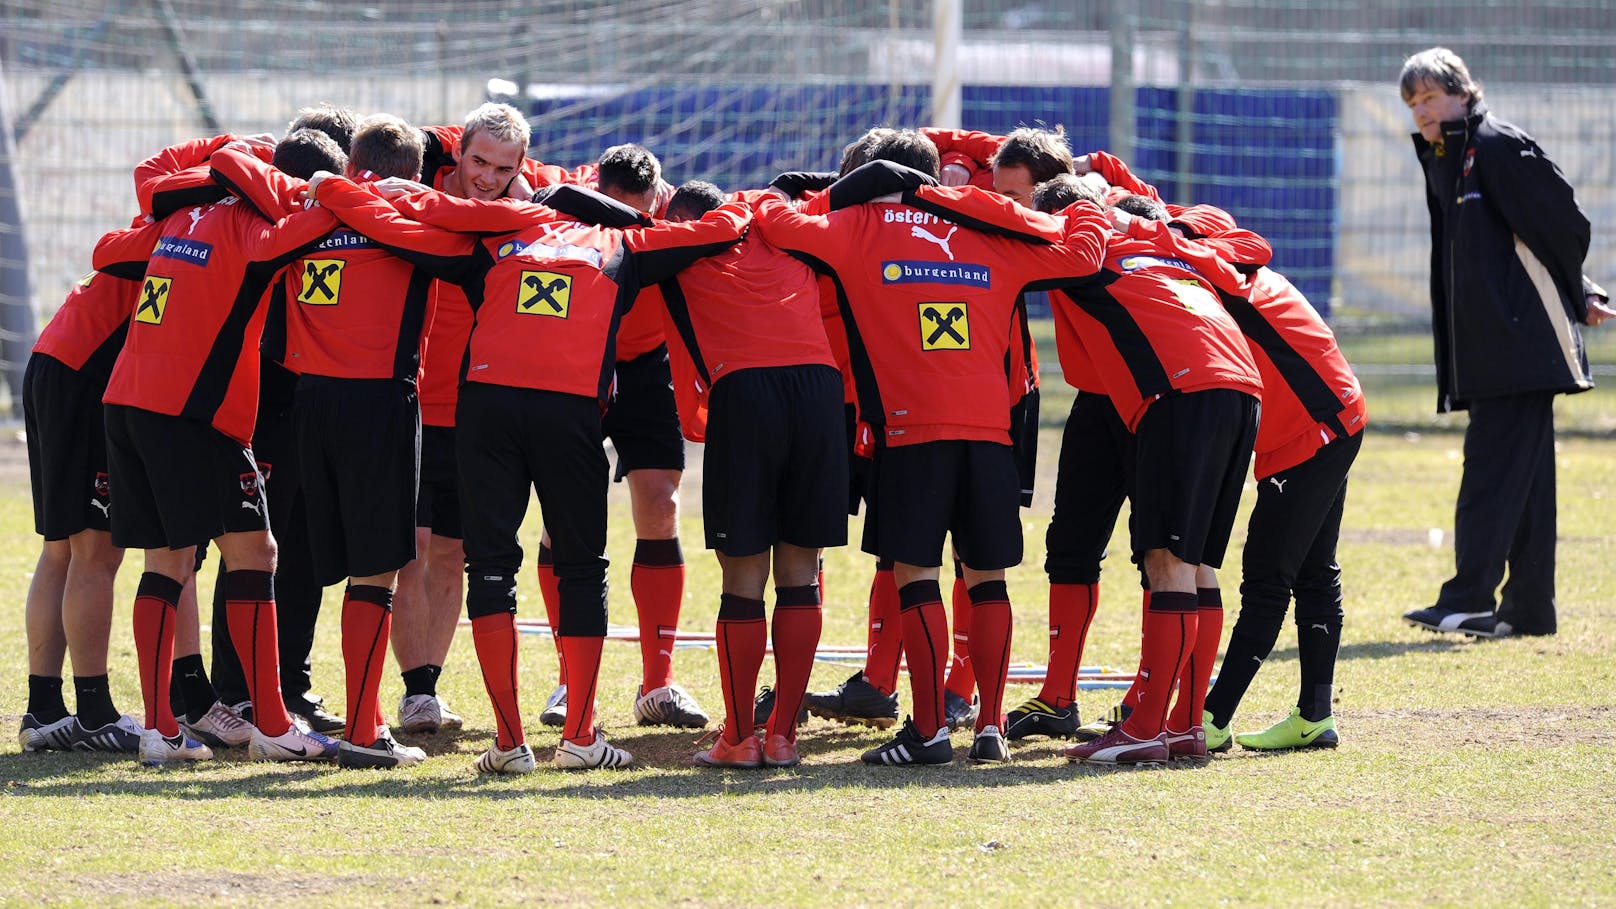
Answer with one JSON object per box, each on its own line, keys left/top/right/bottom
{"left": 1444, "top": 118, "right": 1470, "bottom": 409}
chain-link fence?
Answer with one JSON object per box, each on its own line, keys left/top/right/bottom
{"left": 2, "top": 0, "right": 1612, "bottom": 412}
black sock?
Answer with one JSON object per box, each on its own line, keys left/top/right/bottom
{"left": 26, "top": 675, "right": 68, "bottom": 722}
{"left": 172, "top": 653, "right": 218, "bottom": 724}
{"left": 1203, "top": 615, "right": 1284, "bottom": 730}
{"left": 402, "top": 664, "right": 442, "bottom": 698}
{"left": 1295, "top": 618, "right": 1341, "bottom": 722}
{"left": 73, "top": 674, "right": 119, "bottom": 729}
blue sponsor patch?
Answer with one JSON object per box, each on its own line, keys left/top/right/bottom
{"left": 496, "top": 239, "right": 528, "bottom": 259}
{"left": 880, "top": 260, "right": 990, "bottom": 288}
{"left": 1117, "top": 255, "right": 1195, "bottom": 273}
{"left": 314, "top": 229, "right": 378, "bottom": 251}
{"left": 151, "top": 236, "right": 214, "bottom": 267}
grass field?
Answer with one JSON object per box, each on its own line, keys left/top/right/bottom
{"left": 0, "top": 329, "right": 1613, "bottom": 907}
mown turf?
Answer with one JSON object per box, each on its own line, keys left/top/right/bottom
{"left": 0, "top": 329, "right": 1612, "bottom": 907}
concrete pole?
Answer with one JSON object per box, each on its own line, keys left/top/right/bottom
{"left": 0, "top": 56, "right": 38, "bottom": 417}
{"left": 931, "top": 0, "right": 962, "bottom": 128}
{"left": 1109, "top": 0, "right": 1136, "bottom": 163}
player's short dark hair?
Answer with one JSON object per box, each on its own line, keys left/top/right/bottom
{"left": 1031, "top": 173, "right": 1106, "bottom": 214}
{"left": 597, "top": 144, "right": 660, "bottom": 197}
{"left": 288, "top": 102, "right": 358, "bottom": 153}
{"left": 867, "top": 129, "right": 940, "bottom": 180}
{"left": 273, "top": 128, "right": 347, "bottom": 181}
{"left": 349, "top": 114, "right": 424, "bottom": 181}
{"left": 666, "top": 180, "right": 726, "bottom": 221}
{"left": 1399, "top": 47, "right": 1483, "bottom": 104}
{"left": 1114, "top": 193, "right": 1169, "bottom": 222}
{"left": 839, "top": 127, "right": 896, "bottom": 176}
{"left": 990, "top": 125, "right": 1074, "bottom": 185}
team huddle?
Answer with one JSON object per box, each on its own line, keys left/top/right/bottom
{"left": 19, "top": 99, "right": 1366, "bottom": 774}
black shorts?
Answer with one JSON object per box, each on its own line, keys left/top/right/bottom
{"left": 417, "top": 424, "right": 462, "bottom": 539}
{"left": 293, "top": 377, "right": 420, "bottom": 585}
{"left": 603, "top": 344, "right": 684, "bottom": 480}
{"left": 24, "top": 353, "right": 112, "bottom": 540}
{"left": 1129, "top": 389, "right": 1259, "bottom": 569}
{"left": 1045, "top": 392, "right": 1133, "bottom": 584}
{"left": 104, "top": 404, "right": 269, "bottom": 551}
{"left": 703, "top": 365, "right": 848, "bottom": 557}
{"left": 862, "top": 439, "right": 1023, "bottom": 571}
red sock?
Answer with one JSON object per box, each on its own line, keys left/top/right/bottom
{"left": 1122, "top": 591, "right": 1197, "bottom": 740}
{"left": 715, "top": 594, "right": 766, "bottom": 746}
{"left": 558, "top": 634, "right": 604, "bottom": 745}
{"left": 898, "top": 580, "right": 948, "bottom": 738}
{"left": 769, "top": 586, "right": 823, "bottom": 742}
{"left": 966, "top": 581, "right": 1012, "bottom": 733}
{"left": 470, "top": 612, "right": 524, "bottom": 749}
{"left": 132, "top": 572, "right": 182, "bottom": 736}
{"left": 944, "top": 567, "right": 975, "bottom": 698}
{"left": 1121, "top": 588, "right": 1151, "bottom": 711}
{"left": 536, "top": 544, "right": 565, "bottom": 686}
{"left": 223, "top": 569, "right": 291, "bottom": 736}
{"left": 341, "top": 585, "right": 393, "bottom": 746}
{"left": 1169, "top": 587, "right": 1224, "bottom": 732}
{"left": 864, "top": 562, "right": 902, "bottom": 695}
{"left": 1038, "top": 583, "right": 1099, "bottom": 708}
{"left": 631, "top": 538, "right": 684, "bottom": 693}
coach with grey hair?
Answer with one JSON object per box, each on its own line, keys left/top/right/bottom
{"left": 1397, "top": 47, "right": 1612, "bottom": 640}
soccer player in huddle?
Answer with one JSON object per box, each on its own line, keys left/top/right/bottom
{"left": 650, "top": 180, "right": 847, "bottom": 768}
{"left": 100, "top": 130, "right": 350, "bottom": 766}
{"left": 755, "top": 132, "right": 1111, "bottom": 764}
{"left": 315, "top": 172, "right": 750, "bottom": 772}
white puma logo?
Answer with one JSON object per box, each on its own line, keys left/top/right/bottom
{"left": 1268, "top": 477, "right": 1288, "bottom": 493}
{"left": 186, "top": 207, "right": 205, "bottom": 236}
{"left": 241, "top": 500, "right": 263, "bottom": 516}
{"left": 91, "top": 499, "right": 110, "bottom": 517}
{"left": 910, "top": 224, "right": 958, "bottom": 261}
{"left": 1310, "top": 623, "right": 1330, "bottom": 633}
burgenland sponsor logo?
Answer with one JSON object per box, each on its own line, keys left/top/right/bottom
{"left": 151, "top": 236, "right": 214, "bottom": 267}
{"left": 880, "top": 260, "right": 990, "bottom": 288}
{"left": 315, "top": 230, "right": 378, "bottom": 251}
{"left": 1117, "top": 254, "right": 1195, "bottom": 273}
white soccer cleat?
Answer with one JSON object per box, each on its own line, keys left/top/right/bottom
{"left": 138, "top": 728, "right": 214, "bottom": 767}
{"left": 554, "top": 729, "right": 633, "bottom": 770}
{"left": 18, "top": 714, "right": 76, "bottom": 752}
{"left": 249, "top": 721, "right": 341, "bottom": 762}
{"left": 474, "top": 741, "right": 537, "bottom": 775}
{"left": 632, "top": 683, "right": 710, "bottom": 728}
{"left": 539, "top": 685, "right": 568, "bottom": 727}
{"left": 182, "top": 701, "right": 253, "bottom": 748}
{"left": 398, "top": 694, "right": 465, "bottom": 733}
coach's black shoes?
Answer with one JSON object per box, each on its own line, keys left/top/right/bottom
{"left": 968, "top": 725, "right": 1011, "bottom": 764}
{"left": 861, "top": 717, "right": 953, "bottom": 766}
{"left": 1402, "top": 606, "right": 1503, "bottom": 638}
{"left": 807, "top": 671, "right": 899, "bottom": 729}
{"left": 286, "top": 695, "right": 348, "bottom": 735}
{"left": 1004, "top": 697, "right": 1081, "bottom": 740}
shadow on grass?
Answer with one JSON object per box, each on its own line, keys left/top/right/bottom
{"left": 0, "top": 725, "right": 1215, "bottom": 801}
{"left": 1265, "top": 634, "right": 1471, "bottom": 664}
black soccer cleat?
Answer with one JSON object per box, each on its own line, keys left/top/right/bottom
{"left": 1004, "top": 697, "right": 1081, "bottom": 740}
{"left": 805, "top": 671, "right": 899, "bottom": 729}
{"left": 860, "top": 717, "right": 953, "bottom": 766}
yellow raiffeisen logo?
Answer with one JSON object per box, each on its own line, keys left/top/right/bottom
{"left": 1168, "top": 278, "right": 1216, "bottom": 315}
{"left": 297, "top": 259, "right": 345, "bottom": 305}
{"left": 136, "top": 276, "right": 171, "bottom": 325}
{"left": 518, "top": 270, "right": 571, "bottom": 318}
{"left": 918, "top": 302, "right": 969, "bottom": 350}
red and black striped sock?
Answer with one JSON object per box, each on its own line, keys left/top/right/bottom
{"left": 716, "top": 593, "right": 767, "bottom": 746}
{"left": 224, "top": 568, "right": 292, "bottom": 736}
{"left": 536, "top": 544, "right": 565, "bottom": 686}
{"left": 1122, "top": 590, "right": 1197, "bottom": 740}
{"left": 769, "top": 585, "right": 823, "bottom": 742}
{"left": 898, "top": 579, "right": 948, "bottom": 738}
{"left": 1169, "top": 587, "right": 1224, "bottom": 732}
{"left": 558, "top": 634, "right": 604, "bottom": 746}
{"left": 944, "top": 562, "right": 975, "bottom": 699}
{"left": 132, "top": 572, "right": 182, "bottom": 736}
{"left": 863, "top": 561, "right": 902, "bottom": 695}
{"left": 1037, "top": 582, "right": 1098, "bottom": 709}
{"left": 966, "top": 581, "right": 1012, "bottom": 732}
{"left": 471, "top": 612, "right": 524, "bottom": 750}
{"left": 631, "top": 538, "right": 685, "bottom": 693}
{"left": 341, "top": 584, "right": 394, "bottom": 746}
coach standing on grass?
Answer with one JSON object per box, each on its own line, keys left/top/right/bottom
{"left": 1398, "top": 48, "right": 1613, "bottom": 641}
